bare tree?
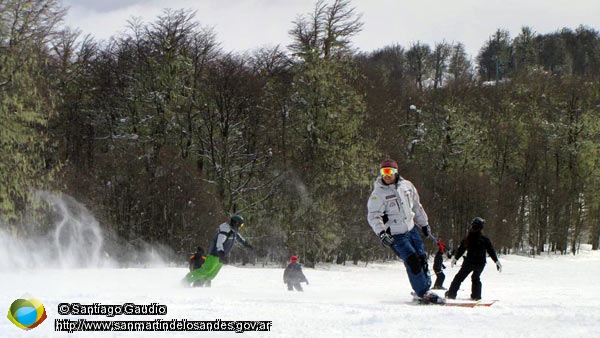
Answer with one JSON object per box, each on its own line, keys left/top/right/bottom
{"left": 288, "top": 0, "right": 362, "bottom": 59}
{"left": 431, "top": 41, "right": 451, "bottom": 88}
{"left": 406, "top": 41, "right": 431, "bottom": 90}
{"left": 448, "top": 42, "right": 471, "bottom": 84}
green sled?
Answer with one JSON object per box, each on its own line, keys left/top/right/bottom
{"left": 184, "top": 255, "right": 223, "bottom": 284}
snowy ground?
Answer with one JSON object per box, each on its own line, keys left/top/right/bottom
{"left": 2, "top": 248, "right": 600, "bottom": 338}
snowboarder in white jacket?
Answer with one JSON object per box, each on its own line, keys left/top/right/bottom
{"left": 367, "top": 158, "right": 444, "bottom": 304}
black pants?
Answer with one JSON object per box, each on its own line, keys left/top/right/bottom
{"left": 287, "top": 282, "right": 303, "bottom": 291}
{"left": 447, "top": 261, "right": 485, "bottom": 299}
{"left": 433, "top": 270, "right": 445, "bottom": 288}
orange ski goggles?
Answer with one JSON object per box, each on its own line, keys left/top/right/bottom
{"left": 380, "top": 167, "right": 398, "bottom": 176}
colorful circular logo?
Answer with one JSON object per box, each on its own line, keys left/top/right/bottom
{"left": 7, "top": 293, "right": 47, "bottom": 330}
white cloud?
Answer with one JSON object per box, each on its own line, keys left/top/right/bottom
{"left": 63, "top": 0, "right": 600, "bottom": 58}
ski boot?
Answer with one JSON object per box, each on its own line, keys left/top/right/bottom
{"left": 422, "top": 290, "right": 446, "bottom": 304}
{"left": 444, "top": 291, "right": 456, "bottom": 300}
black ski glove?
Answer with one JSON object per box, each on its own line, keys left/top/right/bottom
{"left": 244, "top": 242, "right": 253, "bottom": 250}
{"left": 217, "top": 251, "right": 229, "bottom": 264}
{"left": 379, "top": 231, "right": 394, "bottom": 247}
{"left": 421, "top": 225, "right": 431, "bottom": 238}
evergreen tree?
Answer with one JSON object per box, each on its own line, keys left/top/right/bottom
{"left": 512, "top": 26, "right": 538, "bottom": 73}
{"left": 0, "top": 0, "right": 65, "bottom": 223}
{"left": 448, "top": 42, "right": 471, "bottom": 84}
{"left": 286, "top": 0, "right": 375, "bottom": 264}
{"left": 477, "top": 29, "right": 512, "bottom": 81}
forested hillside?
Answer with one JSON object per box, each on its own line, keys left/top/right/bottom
{"left": 2, "top": 0, "right": 599, "bottom": 265}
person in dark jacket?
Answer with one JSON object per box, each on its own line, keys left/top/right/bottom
{"left": 188, "top": 247, "right": 207, "bottom": 287}
{"left": 445, "top": 217, "right": 502, "bottom": 300}
{"left": 208, "top": 214, "right": 253, "bottom": 261}
{"left": 189, "top": 246, "right": 206, "bottom": 272}
{"left": 283, "top": 256, "right": 309, "bottom": 291}
{"left": 432, "top": 240, "right": 447, "bottom": 290}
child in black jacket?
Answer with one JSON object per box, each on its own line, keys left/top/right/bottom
{"left": 283, "top": 256, "right": 309, "bottom": 291}
{"left": 445, "top": 217, "right": 502, "bottom": 300}
{"left": 432, "top": 240, "right": 447, "bottom": 290}
{"left": 189, "top": 247, "right": 206, "bottom": 272}
{"left": 188, "top": 247, "right": 207, "bottom": 287}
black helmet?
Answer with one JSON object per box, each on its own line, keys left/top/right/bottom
{"left": 230, "top": 214, "right": 245, "bottom": 227}
{"left": 471, "top": 217, "right": 485, "bottom": 230}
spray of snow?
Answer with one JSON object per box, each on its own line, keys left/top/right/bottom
{"left": 0, "top": 192, "right": 173, "bottom": 271}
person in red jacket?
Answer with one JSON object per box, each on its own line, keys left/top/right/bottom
{"left": 283, "top": 256, "right": 309, "bottom": 291}
{"left": 445, "top": 217, "right": 502, "bottom": 300}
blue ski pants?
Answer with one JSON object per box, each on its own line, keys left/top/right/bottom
{"left": 390, "top": 226, "right": 431, "bottom": 297}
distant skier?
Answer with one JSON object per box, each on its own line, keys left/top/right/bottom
{"left": 432, "top": 240, "right": 447, "bottom": 290}
{"left": 445, "top": 217, "right": 502, "bottom": 300}
{"left": 184, "top": 215, "right": 253, "bottom": 286}
{"left": 283, "top": 255, "right": 309, "bottom": 291}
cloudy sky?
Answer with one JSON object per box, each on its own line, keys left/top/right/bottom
{"left": 63, "top": 0, "right": 599, "bottom": 59}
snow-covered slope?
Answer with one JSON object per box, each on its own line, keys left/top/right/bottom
{"left": 2, "top": 248, "right": 599, "bottom": 337}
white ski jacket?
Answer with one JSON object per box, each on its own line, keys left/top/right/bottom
{"left": 367, "top": 176, "right": 429, "bottom": 236}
